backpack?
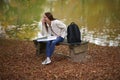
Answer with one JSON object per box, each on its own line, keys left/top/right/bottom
{"left": 67, "top": 22, "right": 81, "bottom": 44}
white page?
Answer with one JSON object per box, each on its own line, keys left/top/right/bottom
{"left": 37, "top": 36, "right": 57, "bottom": 42}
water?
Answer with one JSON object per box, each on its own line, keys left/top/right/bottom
{"left": 43, "top": 0, "right": 120, "bottom": 46}
{"left": 0, "top": 0, "right": 120, "bottom": 46}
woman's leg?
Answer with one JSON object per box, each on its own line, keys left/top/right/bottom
{"left": 48, "top": 37, "right": 64, "bottom": 57}
{"left": 42, "top": 41, "right": 52, "bottom": 65}
{"left": 42, "top": 37, "right": 64, "bottom": 65}
{"left": 46, "top": 41, "right": 52, "bottom": 57}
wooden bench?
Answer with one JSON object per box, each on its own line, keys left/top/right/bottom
{"left": 33, "top": 39, "right": 89, "bottom": 62}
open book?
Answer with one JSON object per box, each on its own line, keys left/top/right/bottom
{"left": 37, "top": 36, "right": 57, "bottom": 42}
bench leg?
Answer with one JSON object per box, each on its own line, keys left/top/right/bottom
{"left": 69, "top": 44, "right": 89, "bottom": 62}
{"left": 33, "top": 40, "right": 46, "bottom": 56}
{"left": 36, "top": 42, "right": 46, "bottom": 56}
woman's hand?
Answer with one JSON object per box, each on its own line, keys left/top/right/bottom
{"left": 42, "top": 18, "right": 46, "bottom": 25}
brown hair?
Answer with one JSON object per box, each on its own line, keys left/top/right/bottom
{"left": 45, "top": 12, "right": 55, "bottom": 21}
{"left": 44, "top": 12, "right": 56, "bottom": 32}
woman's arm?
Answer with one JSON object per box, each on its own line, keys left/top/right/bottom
{"left": 56, "top": 20, "right": 67, "bottom": 38}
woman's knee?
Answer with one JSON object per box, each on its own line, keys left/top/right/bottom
{"left": 51, "top": 41, "right": 57, "bottom": 45}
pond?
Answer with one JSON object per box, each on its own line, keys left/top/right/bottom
{"left": 0, "top": 0, "right": 120, "bottom": 46}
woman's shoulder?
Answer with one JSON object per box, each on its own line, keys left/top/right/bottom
{"left": 52, "top": 19, "right": 59, "bottom": 22}
{"left": 52, "top": 19, "right": 63, "bottom": 24}
{"left": 51, "top": 19, "right": 66, "bottom": 28}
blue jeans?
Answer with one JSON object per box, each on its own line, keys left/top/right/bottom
{"left": 46, "top": 36, "right": 64, "bottom": 57}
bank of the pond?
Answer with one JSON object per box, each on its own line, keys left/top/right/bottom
{"left": 0, "top": 39, "right": 120, "bottom": 80}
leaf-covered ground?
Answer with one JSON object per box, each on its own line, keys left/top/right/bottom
{"left": 0, "top": 39, "right": 120, "bottom": 80}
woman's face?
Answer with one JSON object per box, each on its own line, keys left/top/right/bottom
{"left": 43, "top": 15, "right": 50, "bottom": 23}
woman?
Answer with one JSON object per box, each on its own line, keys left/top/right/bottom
{"left": 41, "top": 12, "right": 67, "bottom": 65}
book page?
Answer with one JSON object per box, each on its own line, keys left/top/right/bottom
{"left": 37, "top": 36, "right": 57, "bottom": 42}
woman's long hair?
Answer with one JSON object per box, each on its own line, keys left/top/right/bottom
{"left": 44, "top": 12, "right": 56, "bottom": 32}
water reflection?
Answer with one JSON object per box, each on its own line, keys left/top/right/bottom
{"left": 0, "top": 0, "right": 120, "bottom": 46}
{"left": 44, "top": 0, "right": 120, "bottom": 46}
{"left": 81, "top": 27, "right": 120, "bottom": 46}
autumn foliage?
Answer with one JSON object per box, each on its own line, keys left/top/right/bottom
{"left": 0, "top": 39, "right": 120, "bottom": 80}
